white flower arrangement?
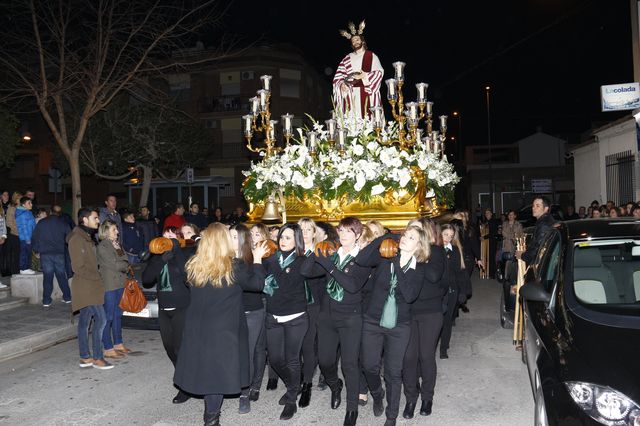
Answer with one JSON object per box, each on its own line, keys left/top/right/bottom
{"left": 242, "top": 116, "right": 460, "bottom": 206}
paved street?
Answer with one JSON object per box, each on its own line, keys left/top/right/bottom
{"left": 0, "top": 275, "right": 533, "bottom": 425}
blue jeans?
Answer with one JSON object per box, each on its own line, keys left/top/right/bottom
{"left": 19, "top": 241, "right": 32, "bottom": 270}
{"left": 40, "top": 254, "right": 71, "bottom": 304}
{"left": 78, "top": 304, "right": 107, "bottom": 360}
{"left": 102, "top": 287, "right": 124, "bottom": 350}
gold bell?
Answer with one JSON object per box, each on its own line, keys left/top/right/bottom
{"left": 261, "top": 200, "right": 282, "bottom": 221}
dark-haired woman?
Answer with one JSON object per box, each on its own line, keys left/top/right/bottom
{"left": 301, "top": 217, "right": 371, "bottom": 426}
{"left": 355, "top": 226, "right": 428, "bottom": 426}
{"left": 262, "top": 223, "right": 309, "bottom": 421}
{"left": 142, "top": 235, "right": 192, "bottom": 404}
{"left": 230, "top": 224, "right": 265, "bottom": 414}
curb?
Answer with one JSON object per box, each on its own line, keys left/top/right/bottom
{"left": 0, "top": 324, "right": 76, "bottom": 363}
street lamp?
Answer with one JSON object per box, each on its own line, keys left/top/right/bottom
{"left": 485, "top": 86, "right": 493, "bottom": 211}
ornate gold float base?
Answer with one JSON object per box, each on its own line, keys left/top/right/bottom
{"left": 247, "top": 190, "right": 446, "bottom": 230}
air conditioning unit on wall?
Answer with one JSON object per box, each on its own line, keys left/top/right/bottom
{"left": 241, "top": 71, "right": 254, "bottom": 80}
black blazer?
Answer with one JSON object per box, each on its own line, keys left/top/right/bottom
{"left": 261, "top": 253, "right": 307, "bottom": 316}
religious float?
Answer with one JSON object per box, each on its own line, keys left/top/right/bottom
{"left": 241, "top": 22, "right": 460, "bottom": 229}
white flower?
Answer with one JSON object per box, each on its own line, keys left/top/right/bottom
{"left": 426, "top": 189, "right": 435, "bottom": 198}
{"left": 354, "top": 173, "right": 366, "bottom": 191}
{"left": 352, "top": 144, "right": 364, "bottom": 156}
{"left": 371, "top": 184, "right": 385, "bottom": 196}
{"left": 398, "top": 168, "right": 412, "bottom": 188}
{"left": 256, "top": 180, "right": 263, "bottom": 190}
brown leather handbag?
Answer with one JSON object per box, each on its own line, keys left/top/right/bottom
{"left": 119, "top": 266, "right": 147, "bottom": 313}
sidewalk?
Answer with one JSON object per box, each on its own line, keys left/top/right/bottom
{"left": 0, "top": 302, "right": 76, "bottom": 362}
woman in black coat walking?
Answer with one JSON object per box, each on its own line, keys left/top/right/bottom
{"left": 261, "top": 223, "right": 309, "bottom": 421}
{"left": 355, "top": 226, "right": 429, "bottom": 426}
{"left": 438, "top": 223, "right": 471, "bottom": 360}
{"left": 401, "top": 221, "right": 447, "bottom": 419}
{"left": 173, "top": 223, "right": 267, "bottom": 426}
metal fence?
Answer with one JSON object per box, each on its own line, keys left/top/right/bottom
{"left": 605, "top": 150, "right": 636, "bottom": 205}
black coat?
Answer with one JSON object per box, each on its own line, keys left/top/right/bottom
{"left": 444, "top": 246, "right": 471, "bottom": 299}
{"left": 411, "top": 245, "right": 447, "bottom": 315}
{"left": 521, "top": 213, "right": 555, "bottom": 265}
{"left": 354, "top": 236, "right": 424, "bottom": 324}
{"left": 141, "top": 240, "right": 190, "bottom": 309}
{"left": 173, "top": 260, "right": 264, "bottom": 395}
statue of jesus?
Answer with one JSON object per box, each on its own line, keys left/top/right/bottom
{"left": 333, "top": 21, "right": 384, "bottom": 121}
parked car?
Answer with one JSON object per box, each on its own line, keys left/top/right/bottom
{"left": 519, "top": 218, "right": 640, "bottom": 425}
{"left": 518, "top": 204, "right": 565, "bottom": 228}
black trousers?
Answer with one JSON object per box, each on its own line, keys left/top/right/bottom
{"left": 402, "top": 311, "right": 443, "bottom": 402}
{"left": 158, "top": 307, "right": 186, "bottom": 367}
{"left": 242, "top": 308, "right": 265, "bottom": 395}
{"left": 440, "top": 288, "right": 459, "bottom": 352}
{"left": 253, "top": 300, "right": 269, "bottom": 389}
{"left": 317, "top": 310, "right": 363, "bottom": 411}
{"left": 361, "top": 316, "right": 411, "bottom": 420}
{"left": 301, "top": 303, "right": 320, "bottom": 383}
{"left": 265, "top": 312, "right": 309, "bottom": 404}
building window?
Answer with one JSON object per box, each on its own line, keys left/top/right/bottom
{"left": 280, "top": 68, "right": 301, "bottom": 98}
{"left": 220, "top": 72, "right": 241, "bottom": 96}
{"left": 221, "top": 118, "right": 241, "bottom": 145}
{"left": 167, "top": 74, "right": 191, "bottom": 102}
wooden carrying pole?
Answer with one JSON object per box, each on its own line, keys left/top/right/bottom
{"left": 479, "top": 223, "right": 489, "bottom": 279}
{"left": 513, "top": 236, "right": 526, "bottom": 346}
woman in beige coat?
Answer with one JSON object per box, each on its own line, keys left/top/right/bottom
{"left": 97, "top": 220, "right": 131, "bottom": 359}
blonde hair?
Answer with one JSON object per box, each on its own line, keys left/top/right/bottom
{"left": 185, "top": 223, "right": 235, "bottom": 287}
{"left": 98, "top": 220, "right": 117, "bottom": 241}
{"left": 298, "top": 217, "right": 318, "bottom": 246}
{"left": 358, "top": 226, "right": 375, "bottom": 248}
{"left": 441, "top": 223, "right": 466, "bottom": 270}
{"left": 366, "top": 220, "right": 385, "bottom": 238}
{"left": 405, "top": 225, "right": 431, "bottom": 262}
{"left": 11, "top": 191, "right": 22, "bottom": 206}
{"left": 251, "top": 223, "right": 270, "bottom": 243}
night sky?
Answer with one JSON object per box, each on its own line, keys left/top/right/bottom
{"left": 223, "top": 0, "right": 634, "bottom": 150}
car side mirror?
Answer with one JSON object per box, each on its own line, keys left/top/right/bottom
{"left": 520, "top": 282, "right": 551, "bottom": 303}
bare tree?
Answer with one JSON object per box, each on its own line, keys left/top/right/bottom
{"left": 80, "top": 102, "right": 213, "bottom": 208}
{"left": 0, "top": 0, "right": 233, "bottom": 219}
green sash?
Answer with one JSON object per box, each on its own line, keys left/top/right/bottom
{"left": 263, "top": 251, "right": 296, "bottom": 296}
{"left": 326, "top": 253, "right": 354, "bottom": 302}
{"left": 304, "top": 249, "right": 314, "bottom": 305}
{"left": 379, "top": 258, "right": 413, "bottom": 329}
{"left": 159, "top": 264, "right": 172, "bottom": 292}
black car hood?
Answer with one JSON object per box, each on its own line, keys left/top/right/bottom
{"left": 559, "top": 308, "right": 640, "bottom": 404}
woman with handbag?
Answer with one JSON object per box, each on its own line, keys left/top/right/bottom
{"left": 96, "top": 220, "right": 132, "bottom": 359}
{"left": 173, "top": 223, "right": 267, "bottom": 426}
{"left": 355, "top": 227, "right": 429, "bottom": 426}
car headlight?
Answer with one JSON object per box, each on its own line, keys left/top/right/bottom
{"left": 565, "top": 382, "right": 640, "bottom": 426}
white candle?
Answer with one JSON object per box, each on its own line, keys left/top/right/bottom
{"left": 439, "top": 115, "right": 448, "bottom": 131}
{"left": 281, "top": 114, "right": 293, "bottom": 135}
{"left": 249, "top": 97, "right": 259, "bottom": 115}
{"left": 307, "top": 131, "right": 317, "bottom": 153}
{"left": 325, "top": 119, "right": 337, "bottom": 139}
{"left": 416, "top": 83, "right": 428, "bottom": 103}
{"left": 426, "top": 101, "right": 433, "bottom": 115}
{"left": 257, "top": 89, "right": 269, "bottom": 111}
{"left": 260, "top": 75, "right": 272, "bottom": 92}
{"left": 268, "top": 120, "right": 277, "bottom": 141}
{"left": 337, "top": 128, "right": 347, "bottom": 150}
{"left": 406, "top": 102, "right": 419, "bottom": 120}
{"left": 392, "top": 61, "right": 406, "bottom": 81}
{"left": 386, "top": 78, "right": 398, "bottom": 100}
{"left": 242, "top": 115, "right": 253, "bottom": 137}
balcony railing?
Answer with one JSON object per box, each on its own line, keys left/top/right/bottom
{"left": 199, "top": 96, "right": 250, "bottom": 113}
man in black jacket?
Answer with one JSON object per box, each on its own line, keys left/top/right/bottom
{"left": 32, "top": 209, "right": 72, "bottom": 306}
{"left": 516, "top": 196, "right": 555, "bottom": 266}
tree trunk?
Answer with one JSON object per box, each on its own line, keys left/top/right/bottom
{"left": 138, "top": 165, "right": 153, "bottom": 208}
{"left": 70, "top": 148, "right": 82, "bottom": 223}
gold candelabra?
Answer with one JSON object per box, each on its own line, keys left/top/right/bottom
{"left": 370, "top": 61, "right": 448, "bottom": 157}
{"left": 242, "top": 75, "right": 294, "bottom": 158}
